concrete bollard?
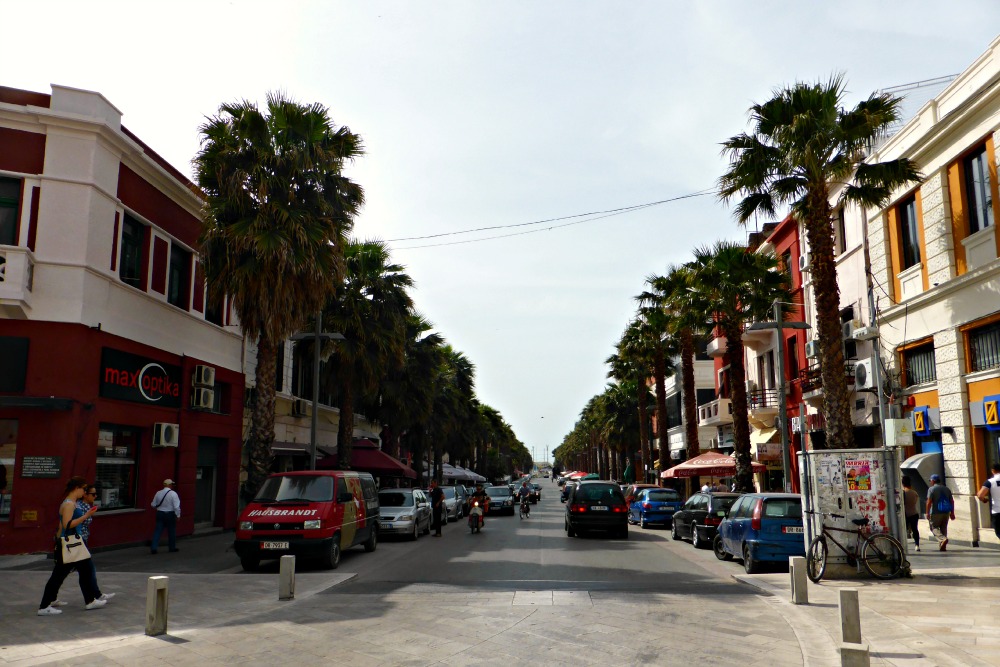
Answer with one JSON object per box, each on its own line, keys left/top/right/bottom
{"left": 789, "top": 556, "right": 808, "bottom": 605}
{"left": 839, "top": 641, "right": 870, "bottom": 667}
{"left": 839, "top": 588, "right": 862, "bottom": 644}
{"left": 279, "top": 555, "right": 296, "bottom": 601}
{"left": 145, "top": 576, "right": 169, "bottom": 636}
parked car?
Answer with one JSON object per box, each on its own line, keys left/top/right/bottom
{"left": 564, "top": 480, "right": 628, "bottom": 538}
{"left": 628, "top": 487, "right": 683, "bottom": 528}
{"left": 671, "top": 492, "right": 739, "bottom": 549}
{"left": 561, "top": 480, "right": 579, "bottom": 503}
{"left": 622, "top": 483, "right": 658, "bottom": 507}
{"left": 530, "top": 483, "right": 541, "bottom": 503}
{"left": 234, "top": 470, "right": 379, "bottom": 571}
{"left": 714, "top": 493, "right": 805, "bottom": 574}
{"left": 441, "top": 486, "right": 467, "bottom": 521}
{"left": 485, "top": 485, "right": 516, "bottom": 515}
{"left": 378, "top": 488, "right": 432, "bottom": 540}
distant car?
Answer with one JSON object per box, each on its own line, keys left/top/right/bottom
{"left": 561, "top": 480, "right": 579, "bottom": 503}
{"left": 485, "top": 485, "right": 516, "bottom": 515}
{"left": 530, "top": 483, "right": 541, "bottom": 503}
{"left": 622, "top": 483, "right": 658, "bottom": 507}
{"left": 565, "top": 480, "right": 628, "bottom": 539}
{"left": 440, "top": 486, "right": 466, "bottom": 521}
{"left": 378, "top": 488, "right": 432, "bottom": 540}
{"left": 671, "top": 492, "right": 739, "bottom": 549}
{"left": 629, "top": 488, "right": 683, "bottom": 528}
{"left": 714, "top": 493, "right": 805, "bottom": 574}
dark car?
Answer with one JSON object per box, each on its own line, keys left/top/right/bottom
{"left": 671, "top": 492, "right": 739, "bottom": 549}
{"left": 565, "top": 480, "right": 628, "bottom": 539}
{"left": 715, "top": 493, "right": 805, "bottom": 574}
{"left": 530, "top": 483, "right": 541, "bottom": 503}
{"left": 560, "top": 480, "right": 579, "bottom": 503}
{"left": 629, "top": 487, "right": 683, "bottom": 528}
{"left": 485, "top": 485, "right": 516, "bottom": 515}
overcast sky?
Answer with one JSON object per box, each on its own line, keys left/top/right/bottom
{"left": 7, "top": 3, "right": 999, "bottom": 461}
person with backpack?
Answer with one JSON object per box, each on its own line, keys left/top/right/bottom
{"left": 925, "top": 474, "right": 955, "bottom": 551}
{"left": 150, "top": 479, "right": 181, "bottom": 554}
{"left": 976, "top": 462, "right": 1000, "bottom": 539}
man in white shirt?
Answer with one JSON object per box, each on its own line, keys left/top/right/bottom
{"left": 976, "top": 462, "right": 1000, "bottom": 539}
{"left": 150, "top": 479, "right": 181, "bottom": 554}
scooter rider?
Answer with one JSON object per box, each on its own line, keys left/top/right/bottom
{"left": 517, "top": 481, "right": 532, "bottom": 516}
{"left": 470, "top": 484, "right": 489, "bottom": 524}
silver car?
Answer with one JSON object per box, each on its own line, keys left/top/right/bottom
{"left": 378, "top": 488, "right": 432, "bottom": 540}
{"left": 441, "top": 486, "right": 466, "bottom": 522}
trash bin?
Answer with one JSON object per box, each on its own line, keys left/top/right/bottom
{"left": 900, "top": 452, "right": 943, "bottom": 518}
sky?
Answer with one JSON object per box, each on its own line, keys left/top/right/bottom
{"left": 6, "top": 2, "right": 999, "bottom": 461}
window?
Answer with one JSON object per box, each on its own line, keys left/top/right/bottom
{"left": 965, "top": 145, "right": 995, "bottom": 234}
{"left": 119, "top": 215, "right": 146, "bottom": 289}
{"left": 732, "top": 496, "right": 751, "bottom": 518}
{"left": 836, "top": 207, "right": 847, "bottom": 255}
{"left": 898, "top": 195, "right": 921, "bottom": 270}
{"left": 902, "top": 343, "right": 936, "bottom": 386}
{"left": 205, "top": 295, "right": 225, "bottom": 327}
{"left": 96, "top": 425, "right": 140, "bottom": 510}
{"left": 781, "top": 250, "right": 793, "bottom": 283}
{"left": 275, "top": 343, "right": 285, "bottom": 393}
{"left": 0, "top": 420, "right": 16, "bottom": 521}
{"left": 763, "top": 498, "right": 801, "bottom": 518}
{"left": 0, "top": 178, "right": 20, "bottom": 246}
{"left": 167, "top": 245, "right": 191, "bottom": 309}
{"left": 254, "top": 474, "right": 335, "bottom": 502}
{"left": 969, "top": 321, "right": 1000, "bottom": 373}
{"left": 787, "top": 337, "right": 800, "bottom": 380}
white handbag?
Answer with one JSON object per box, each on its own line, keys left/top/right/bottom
{"left": 60, "top": 533, "right": 91, "bottom": 564}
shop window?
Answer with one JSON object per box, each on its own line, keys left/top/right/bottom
{"left": 167, "top": 244, "right": 191, "bottom": 309}
{"left": 964, "top": 145, "right": 995, "bottom": 234}
{"left": 898, "top": 195, "right": 921, "bottom": 270}
{"left": 969, "top": 321, "right": 1000, "bottom": 373}
{"left": 0, "top": 420, "right": 16, "bottom": 520}
{"left": 901, "top": 343, "right": 936, "bottom": 386}
{"left": 95, "top": 425, "right": 140, "bottom": 510}
{"left": 119, "top": 214, "right": 146, "bottom": 290}
{"left": 0, "top": 177, "right": 20, "bottom": 246}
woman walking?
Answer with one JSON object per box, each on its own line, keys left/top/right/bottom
{"left": 37, "top": 476, "right": 107, "bottom": 615}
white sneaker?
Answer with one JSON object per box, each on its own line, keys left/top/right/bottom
{"left": 84, "top": 599, "right": 107, "bottom": 610}
{"left": 37, "top": 606, "right": 62, "bottom": 616}
{"left": 51, "top": 600, "right": 68, "bottom": 607}
{"left": 915, "top": 545, "right": 920, "bottom": 552}
{"left": 98, "top": 593, "right": 116, "bottom": 602}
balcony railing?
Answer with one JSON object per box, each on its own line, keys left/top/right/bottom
{"left": 698, "top": 397, "right": 733, "bottom": 427}
{"left": 0, "top": 245, "right": 35, "bottom": 316}
{"left": 800, "top": 361, "right": 856, "bottom": 395}
{"left": 748, "top": 387, "right": 781, "bottom": 411}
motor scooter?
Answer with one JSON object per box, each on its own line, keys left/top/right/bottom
{"left": 468, "top": 500, "right": 485, "bottom": 533}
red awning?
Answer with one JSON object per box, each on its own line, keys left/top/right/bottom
{"left": 317, "top": 439, "right": 417, "bottom": 479}
{"left": 661, "top": 451, "right": 766, "bottom": 478}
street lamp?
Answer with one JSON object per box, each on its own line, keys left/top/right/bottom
{"left": 290, "top": 311, "right": 345, "bottom": 471}
{"left": 748, "top": 301, "right": 811, "bottom": 492}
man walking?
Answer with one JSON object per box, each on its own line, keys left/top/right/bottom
{"left": 429, "top": 479, "right": 444, "bottom": 537}
{"left": 901, "top": 475, "right": 921, "bottom": 552}
{"left": 150, "top": 479, "right": 180, "bottom": 554}
{"left": 925, "top": 474, "right": 955, "bottom": 551}
{"left": 976, "top": 462, "right": 1000, "bottom": 539}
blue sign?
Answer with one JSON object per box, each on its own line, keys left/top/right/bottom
{"left": 985, "top": 395, "right": 1000, "bottom": 432}
{"left": 912, "top": 406, "right": 931, "bottom": 436}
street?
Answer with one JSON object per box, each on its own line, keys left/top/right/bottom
{"left": 0, "top": 490, "right": 804, "bottom": 666}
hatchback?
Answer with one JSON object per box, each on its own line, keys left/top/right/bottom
{"left": 629, "top": 487, "right": 683, "bottom": 528}
{"left": 565, "top": 481, "right": 628, "bottom": 538}
{"left": 623, "top": 483, "right": 658, "bottom": 507}
{"left": 378, "top": 488, "right": 432, "bottom": 540}
{"left": 714, "top": 493, "right": 805, "bottom": 573}
{"left": 671, "top": 492, "right": 739, "bottom": 549}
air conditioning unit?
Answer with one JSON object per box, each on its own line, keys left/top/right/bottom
{"left": 854, "top": 359, "right": 875, "bottom": 390}
{"left": 842, "top": 319, "right": 862, "bottom": 340}
{"left": 192, "top": 365, "right": 216, "bottom": 388}
{"left": 292, "top": 398, "right": 308, "bottom": 417}
{"left": 798, "top": 253, "right": 811, "bottom": 272}
{"left": 852, "top": 325, "right": 880, "bottom": 341}
{"left": 191, "top": 387, "right": 215, "bottom": 410}
{"left": 805, "top": 340, "right": 821, "bottom": 359}
{"left": 153, "top": 422, "right": 180, "bottom": 447}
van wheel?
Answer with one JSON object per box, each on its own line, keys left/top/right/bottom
{"left": 322, "top": 535, "right": 341, "bottom": 570}
{"left": 363, "top": 528, "right": 377, "bottom": 553}
{"left": 240, "top": 557, "right": 260, "bottom": 572}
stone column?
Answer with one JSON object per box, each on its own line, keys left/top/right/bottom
{"left": 920, "top": 169, "right": 957, "bottom": 287}
{"left": 867, "top": 209, "right": 893, "bottom": 310}
{"left": 933, "top": 328, "right": 975, "bottom": 541}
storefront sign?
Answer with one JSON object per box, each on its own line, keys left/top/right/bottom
{"left": 20, "top": 456, "right": 62, "bottom": 478}
{"left": 912, "top": 406, "right": 930, "bottom": 436}
{"left": 99, "top": 348, "right": 181, "bottom": 408}
{"left": 985, "top": 395, "right": 1000, "bottom": 432}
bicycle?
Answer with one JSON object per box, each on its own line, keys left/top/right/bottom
{"left": 805, "top": 511, "right": 905, "bottom": 582}
{"left": 519, "top": 498, "right": 529, "bottom": 520}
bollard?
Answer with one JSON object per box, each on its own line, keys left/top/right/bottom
{"left": 839, "top": 641, "right": 870, "bottom": 667}
{"left": 279, "top": 554, "right": 296, "bottom": 600}
{"left": 145, "top": 576, "right": 169, "bottom": 636}
{"left": 839, "top": 588, "right": 862, "bottom": 644}
{"left": 789, "top": 556, "right": 808, "bottom": 605}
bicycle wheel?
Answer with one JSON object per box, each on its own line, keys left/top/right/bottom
{"left": 861, "top": 533, "right": 904, "bottom": 579}
{"left": 806, "top": 536, "right": 828, "bottom": 583}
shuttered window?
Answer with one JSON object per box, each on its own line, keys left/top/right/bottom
{"left": 902, "top": 344, "right": 936, "bottom": 386}
{"left": 970, "top": 322, "right": 1000, "bottom": 373}
{"left": 965, "top": 145, "right": 995, "bottom": 234}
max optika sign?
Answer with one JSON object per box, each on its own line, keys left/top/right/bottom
{"left": 99, "top": 348, "right": 181, "bottom": 408}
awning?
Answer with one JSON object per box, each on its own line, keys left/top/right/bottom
{"left": 271, "top": 441, "right": 335, "bottom": 458}
{"left": 661, "top": 450, "right": 766, "bottom": 478}
{"left": 317, "top": 440, "right": 416, "bottom": 479}
{"left": 750, "top": 427, "right": 778, "bottom": 446}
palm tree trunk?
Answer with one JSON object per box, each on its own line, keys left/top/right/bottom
{"left": 654, "top": 347, "right": 669, "bottom": 485}
{"left": 725, "top": 322, "right": 753, "bottom": 492}
{"left": 246, "top": 335, "right": 278, "bottom": 498}
{"left": 805, "top": 205, "right": 855, "bottom": 450}
{"left": 680, "top": 328, "right": 701, "bottom": 490}
{"left": 337, "top": 376, "right": 355, "bottom": 470}
{"left": 637, "top": 381, "right": 650, "bottom": 484}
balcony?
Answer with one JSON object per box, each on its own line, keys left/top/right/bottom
{"left": 748, "top": 387, "right": 781, "bottom": 424}
{"left": 800, "top": 361, "right": 856, "bottom": 407}
{"left": 705, "top": 336, "right": 728, "bottom": 358}
{"left": 0, "top": 246, "right": 35, "bottom": 318}
{"left": 742, "top": 326, "right": 773, "bottom": 351}
{"left": 698, "top": 397, "right": 733, "bottom": 427}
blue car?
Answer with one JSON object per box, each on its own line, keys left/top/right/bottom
{"left": 714, "top": 493, "right": 805, "bottom": 574}
{"left": 628, "top": 487, "right": 682, "bottom": 528}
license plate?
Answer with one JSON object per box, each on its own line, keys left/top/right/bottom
{"left": 261, "top": 541, "right": 289, "bottom": 549}
{"left": 381, "top": 523, "right": 393, "bottom": 529}
{"left": 783, "top": 526, "right": 804, "bottom": 534}
{"left": 590, "top": 506, "right": 609, "bottom": 511}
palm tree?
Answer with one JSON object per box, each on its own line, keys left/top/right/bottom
{"left": 685, "top": 241, "right": 790, "bottom": 491}
{"left": 719, "top": 76, "right": 921, "bottom": 449}
{"left": 320, "top": 240, "right": 413, "bottom": 470}
{"left": 195, "top": 92, "right": 364, "bottom": 496}
{"left": 608, "top": 321, "right": 655, "bottom": 481}
{"left": 634, "top": 304, "right": 677, "bottom": 481}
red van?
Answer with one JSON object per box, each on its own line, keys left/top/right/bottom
{"left": 234, "top": 470, "right": 379, "bottom": 571}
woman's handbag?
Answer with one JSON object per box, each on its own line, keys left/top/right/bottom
{"left": 59, "top": 533, "right": 91, "bottom": 564}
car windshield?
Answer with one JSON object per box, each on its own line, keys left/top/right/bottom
{"left": 378, "top": 491, "right": 413, "bottom": 507}
{"left": 645, "top": 490, "right": 680, "bottom": 502}
{"left": 713, "top": 496, "right": 738, "bottom": 512}
{"left": 763, "top": 499, "right": 802, "bottom": 518}
{"left": 442, "top": 488, "right": 456, "bottom": 499}
{"left": 254, "top": 475, "right": 334, "bottom": 503}
{"left": 575, "top": 484, "right": 625, "bottom": 503}
{"left": 486, "top": 487, "right": 512, "bottom": 498}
